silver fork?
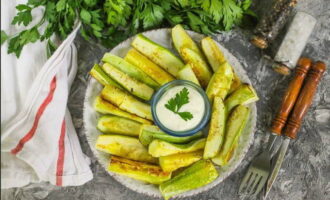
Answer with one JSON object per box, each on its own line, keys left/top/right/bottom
{"left": 239, "top": 135, "right": 280, "bottom": 197}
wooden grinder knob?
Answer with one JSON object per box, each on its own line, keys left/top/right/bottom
{"left": 271, "top": 58, "right": 312, "bottom": 135}
{"left": 284, "top": 61, "right": 327, "bottom": 139}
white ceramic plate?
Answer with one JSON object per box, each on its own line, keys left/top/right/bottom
{"left": 83, "top": 28, "right": 257, "bottom": 198}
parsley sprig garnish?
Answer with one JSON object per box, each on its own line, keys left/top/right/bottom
{"left": 165, "top": 87, "right": 193, "bottom": 121}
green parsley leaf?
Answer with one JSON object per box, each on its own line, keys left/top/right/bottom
{"left": 166, "top": 14, "right": 183, "bottom": 25}
{"left": 1, "top": 30, "right": 8, "bottom": 45}
{"left": 84, "top": 0, "right": 98, "bottom": 7}
{"left": 80, "top": 9, "right": 92, "bottom": 24}
{"left": 16, "top": 4, "right": 31, "bottom": 11}
{"left": 7, "top": 27, "right": 40, "bottom": 57}
{"left": 165, "top": 98, "right": 177, "bottom": 113}
{"left": 175, "top": 87, "right": 190, "bottom": 110}
{"left": 240, "top": 0, "right": 252, "bottom": 11}
{"left": 104, "top": 0, "right": 133, "bottom": 26}
{"left": 44, "top": 2, "right": 56, "bottom": 23}
{"left": 165, "top": 87, "right": 194, "bottom": 121}
{"left": 12, "top": 5, "right": 32, "bottom": 26}
{"left": 201, "top": 0, "right": 243, "bottom": 31}
{"left": 27, "top": 0, "right": 46, "bottom": 6}
{"left": 56, "top": 0, "right": 66, "bottom": 12}
{"left": 178, "top": 112, "right": 194, "bottom": 121}
{"left": 221, "top": 0, "right": 243, "bottom": 30}
{"left": 201, "top": 0, "right": 222, "bottom": 23}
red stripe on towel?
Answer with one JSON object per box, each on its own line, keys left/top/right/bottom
{"left": 11, "top": 76, "right": 57, "bottom": 155}
{"left": 56, "top": 119, "right": 66, "bottom": 186}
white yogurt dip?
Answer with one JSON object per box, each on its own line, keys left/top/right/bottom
{"left": 155, "top": 85, "right": 205, "bottom": 132}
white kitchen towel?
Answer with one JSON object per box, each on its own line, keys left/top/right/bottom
{"left": 1, "top": 0, "right": 93, "bottom": 188}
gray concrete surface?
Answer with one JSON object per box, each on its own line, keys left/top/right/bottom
{"left": 1, "top": 0, "right": 329, "bottom": 199}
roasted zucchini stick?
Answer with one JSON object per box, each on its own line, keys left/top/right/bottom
{"left": 102, "top": 53, "right": 159, "bottom": 89}
{"left": 131, "top": 34, "right": 184, "bottom": 77}
{"left": 201, "top": 36, "right": 226, "bottom": 72}
{"left": 109, "top": 156, "right": 171, "bottom": 184}
{"left": 206, "top": 62, "right": 233, "bottom": 102}
{"left": 97, "top": 116, "right": 142, "bottom": 137}
{"left": 203, "top": 97, "right": 225, "bottom": 159}
{"left": 224, "top": 84, "right": 258, "bottom": 116}
{"left": 181, "top": 48, "right": 212, "bottom": 88}
{"left": 148, "top": 138, "right": 206, "bottom": 157}
{"left": 229, "top": 73, "right": 242, "bottom": 94}
{"left": 177, "top": 64, "right": 201, "bottom": 86}
{"left": 94, "top": 96, "right": 152, "bottom": 125}
{"left": 201, "top": 37, "right": 242, "bottom": 93}
{"left": 159, "top": 160, "right": 218, "bottom": 200}
{"left": 89, "top": 64, "right": 123, "bottom": 89}
{"left": 101, "top": 85, "right": 153, "bottom": 121}
{"left": 102, "top": 63, "right": 154, "bottom": 101}
{"left": 96, "top": 135, "right": 157, "bottom": 163}
{"left": 159, "top": 150, "right": 203, "bottom": 172}
{"left": 212, "top": 105, "right": 250, "bottom": 166}
{"left": 139, "top": 125, "right": 203, "bottom": 146}
{"left": 172, "top": 24, "right": 205, "bottom": 61}
{"left": 124, "top": 49, "right": 175, "bottom": 85}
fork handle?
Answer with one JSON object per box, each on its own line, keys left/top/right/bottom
{"left": 284, "top": 61, "right": 326, "bottom": 139}
{"left": 271, "top": 58, "right": 312, "bottom": 135}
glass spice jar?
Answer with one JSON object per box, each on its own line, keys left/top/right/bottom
{"left": 251, "top": 0, "right": 298, "bottom": 49}
{"left": 272, "top": 12, "right": 317, "bottom": 75}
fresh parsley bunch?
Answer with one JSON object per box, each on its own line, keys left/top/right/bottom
{"left": 1, "top": 0, "right": 255, "bottom": 58}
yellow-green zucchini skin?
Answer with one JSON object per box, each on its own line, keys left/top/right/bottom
{"left": 101, "top": 85, "right": 153, "bottom": 121}
{"left": 108, "top": 156, "right": 171, "bottom": 184}
{"left": 139, "top": 125, "right": 203, "bottom": 146}
{"left": 102, "top": 63, "right": 154, "bottom": 101}
{"left": 228, "top": 73, "right": 242, "bottom": 94}
{"left": 224, "top": 84, "right": 258, "bottom": 116}
{"left": 212, "top": 105, "right": 250, "bottom": 166}
{"left": 159, "top": 160, "right": 218, "bottom": 200}
{"left": 124, "top": 48, "right": 175, "bottom": 85}
{"left": 201, "top": 36, "right": 226, "bottom": 72}
{"left": 97, "top": 115, "right": 142, "bottom": 137}
{"left": 206, "top": 62, "right": 233, "bottom": 103}
{"left": 203, "top": 97, "right": 225, "bottom": 159}
{"left": 159, "top": 150, "right": 203, "bottom": 172}
{"left": 181, "top": 48, "right": 212, "bottom": 88}
{"left": 172, "top": 24, "right": 205, "bottom": 61}
{"left": 148, "top": 138, "right": 206, "bottom": 157}
{"left": 102, "top": 53, "right": 159, "bottom": 89}
{"left": 131, "top": 34, "right": 184, "bottom": 77}
{"left": 177, "top": 64, "right": 201, "bottom": 86}
{"left": 89, "top": 64, "right": 123, "bottom": 89}
{"left": 96, "top": 135, "right": 157, "bottom": 163}
{"left": 201, "top": 37, "right": 242, "bottom": 94}
{"left": 94, "top": 96, "right": 152, "bottom": 125}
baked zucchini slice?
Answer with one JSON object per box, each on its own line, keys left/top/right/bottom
{"left": 102, "top": 63, "right": 154, "bottom": 101}
{"left": 131, "top": 34, "right": 184, "bottom": 77}
{"left": 109, "top": 156, "right": 171, "bottom": 184}
{"left": 124, "top": 48, "right": 175, "bottom": 85}
{"left": 96, "top": 135, "right": 157, "bottom": 163}
{"left": 148, "top": 138, "right": 206, "bottom": 157}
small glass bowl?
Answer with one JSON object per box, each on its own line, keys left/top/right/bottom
{"left": 151, "top": 80, "right": 211, "bottom": 137}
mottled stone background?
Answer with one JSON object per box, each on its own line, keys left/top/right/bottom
{"left": 1, "top": 0, "right": 329, "bottom": 199}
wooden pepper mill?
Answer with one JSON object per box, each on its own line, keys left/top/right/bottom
{"left": 284, "top": 61, "right": 326, "bottom": 138}
{"left": 271, "top": 57, "right": 312, "bottom": 135}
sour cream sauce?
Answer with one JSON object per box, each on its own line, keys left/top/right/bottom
{"left": 155, "top": 85, "right": 205, "bottom": 132}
